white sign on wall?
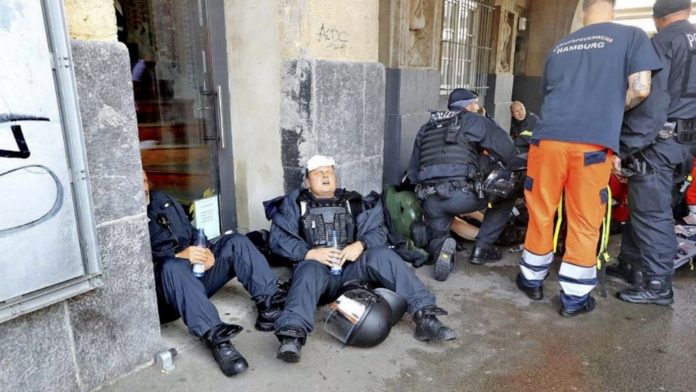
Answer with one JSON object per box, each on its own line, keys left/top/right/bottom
{"left": 193, "top": 196, "right": 221, "bottom": 239}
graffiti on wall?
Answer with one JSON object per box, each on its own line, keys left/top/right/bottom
{"left": 0, "top": 115, "right": 64, "bottom": 237}
{"left": 317, "top": 23, "right": 349, "bottom": 50}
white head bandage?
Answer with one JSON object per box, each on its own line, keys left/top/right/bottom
{"left": 306, "top": 155, "right": 336, "bottom": 173}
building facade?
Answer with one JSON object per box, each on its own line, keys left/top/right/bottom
{"left": 0, "top": 0, "right": 584, "bottom": 390}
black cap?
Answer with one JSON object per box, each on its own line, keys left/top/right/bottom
{"left": 447, "top": 88, "right": 478, "bottom": 109}
{"left": 653, "top": 0, "right": 691, "bottom": 18}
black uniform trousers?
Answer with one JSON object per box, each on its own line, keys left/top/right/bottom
{"left": 422, "top": 184, "right": 513, "bottom": 256}
{"left": 620, "top": 140, "right": 683, "bottom": 279}
{"left": 275, "top": 247, "right": 436, "bottom": 335}
{"left": 155, "top": 234, "right": 278, "bottom": 337}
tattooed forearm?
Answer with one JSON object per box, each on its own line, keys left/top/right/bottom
{"left": 625, "top": 71, "right": 651, "bottom": 110}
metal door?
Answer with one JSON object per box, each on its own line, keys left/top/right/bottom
{"left": 120, "top": 0, "right": 236, "bottom": 236}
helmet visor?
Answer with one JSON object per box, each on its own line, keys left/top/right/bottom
{"left": 323, "top": 294, "right": 368, "bottom": 344}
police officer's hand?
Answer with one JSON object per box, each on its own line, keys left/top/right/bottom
{"left": 176, "top": 246, "right": 208, "bottom": 264}
{"left": 202, "top": 248, "right": 216, "bottom": 271}
{"left": 338, "top": 241, "right": 364, "bottom": 266}
{"left": 305, "top": 247, "right": 341, "bottom": 267}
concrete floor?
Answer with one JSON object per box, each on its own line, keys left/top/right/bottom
{"left": 99, "top": 239, "right": 696, "bottom": 392}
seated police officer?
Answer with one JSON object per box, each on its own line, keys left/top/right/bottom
{"left": 264, "top": 155, "right": 456, "bottom": 363}
{"left": 143, "top": 171, "right": 284, "bottom": 377}
{"left": 408, "top": 89, "right": 517, "bottom": 281}
{"left": 510, "top": 101, "right": 539, "bottom": 154}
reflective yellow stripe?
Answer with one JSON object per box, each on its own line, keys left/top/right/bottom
{"left": 552, "top": 187, "right": 612, "bottom": 262}
{"left": 519, "top": 130, "right": 533, "bottom": 137}
{"left": 597, "top": 186, "right": 612, "bottom": 269}
{"left": 553, "top": 196, "right": 564, "bottom": 253}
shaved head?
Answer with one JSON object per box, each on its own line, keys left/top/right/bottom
{"left": 510, "top": 101, "right": 527, "bottom": 121}
{"left": 582, "top": 0, "right": 615, "bottom": 11}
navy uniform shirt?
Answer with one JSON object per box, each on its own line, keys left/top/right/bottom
{"left": 620, "top": 21, "right": 696, "bottom": 160}
{"left": 147, "top": 191, "right": 202, "bottom": 263}
{"left": 652, "top": 20, "right": 696, "bottom": 120}
{"left": 535, "top": 22, "right": 662, "bottom": 153}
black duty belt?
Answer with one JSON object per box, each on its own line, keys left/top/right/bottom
{"left": 415, "top": 179, "right": 473, "bottom": 200}
{"left": 662, "top": 119, "right": 696, "bottom": 144}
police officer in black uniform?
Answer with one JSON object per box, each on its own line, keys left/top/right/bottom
{"left": 264, "top": 155, "right": 456, "bottom": 363}
{"left": 510, "top": 101, "right": 539, "bottom": 154}
{"left": 612, "top": 0, "right": 696, "bottom": 305}
{"left": 143, "top": 171, "right": 285, "bottom": 377}
{"left": 407, "top": 89, "right": 517, "bottom": 281}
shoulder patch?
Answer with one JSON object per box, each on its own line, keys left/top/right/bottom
{"left": 687, "top": 33, "right": 696, "bottom": 51}
{"left": 428, "top": 111, "right": 459, "bottom": 127}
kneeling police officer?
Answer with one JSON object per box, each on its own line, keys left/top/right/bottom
{"left": 407, "top": 89, "right": 517, "bottom": 281}
{"left": 265, "top": 155, "right": 456, "bottom": 363}
{"left": 143, "top": 171, "right": 285, "bottom": 377}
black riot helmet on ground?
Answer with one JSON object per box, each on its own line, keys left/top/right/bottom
{"left": 323, "top": 287, "right": 393, "bottom": 347}
{"left": 373, "top": 287, "right": 407, "bottom": 326}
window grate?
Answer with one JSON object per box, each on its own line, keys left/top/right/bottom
{"left": 439, "top": 0, "right": 495, "bottom": 102}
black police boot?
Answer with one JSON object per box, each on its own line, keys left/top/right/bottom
{"left": 617, "top": 276, "right": 673, "bottom": 306}
{"left": 606, "top": 257, "right": 634, "bottom": 284}
{"left": 434, "top": 238, "right": 456, "bottom": 282}
{"left": 559, "top": 296, "right": 596, "bottom": 318}
{"left": 469, "top": 245, "right": 502, "bottom": 265}
{"left": 275, "top": 326, "right": 306, "bottom": 363}
{"left": 202, "top": 323, "right": 248, "bottom": 377}
{"left": 255, "top": 291, "right": 287, "bottom": 332}
{"left": 516, "top": 272, "right": 543, "bottom": 300}
{"left": 413, "top": 305, "right": 457, "bottom": 342}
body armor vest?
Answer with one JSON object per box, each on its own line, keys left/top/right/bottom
{"left": 418, "top": 111, "right": 480, "bottom": 182}
{"left": 299, "top": 191, "right": 358, "bottom": 248}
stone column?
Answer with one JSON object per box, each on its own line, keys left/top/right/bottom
{"left": 0, "top": 40, "right": 161, "bottom": 392}
{"left": 379, "top": 0, "right": 443, "bottom": 185}
{"left": 484, "top": 2, "right": 519, "bottom": 132}
{"left": 512, "top": 0, "right": 580, "bottom": 113}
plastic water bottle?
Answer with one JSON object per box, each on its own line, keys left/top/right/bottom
{"left": 192, "top": 228, "right": 207, "bottom": 278}
{"left": 330, "top": 230, "right": 342, "bottom": 276}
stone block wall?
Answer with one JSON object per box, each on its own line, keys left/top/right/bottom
{"left": 281, "top": 59, "right": 386, "bottom": 195}
{"left": 0, "top": 40, "right": 161, "bottom": 392}
{"left": 383, "top": 68, "right": 440, "bottom": 185}
{"left": 484, "top": 73, "right": 515, "bottom": 131}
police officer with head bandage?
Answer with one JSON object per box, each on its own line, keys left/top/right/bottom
{"left": 265, "top": 155, "right": 456, "bottom": 363}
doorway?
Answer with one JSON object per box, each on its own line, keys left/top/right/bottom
{"left": 116, "top": 0, "right": 235, "bottom": 236}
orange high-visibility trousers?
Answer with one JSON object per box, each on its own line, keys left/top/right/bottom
{"left": 523, "top": 140, "right": 612, "bottom": 267}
